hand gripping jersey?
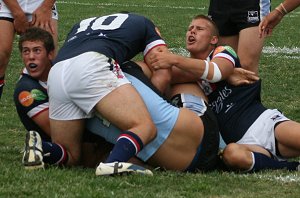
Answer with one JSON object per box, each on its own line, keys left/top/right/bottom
{"left": 198, "top": 46, "right": 266, "bottom": 144}
{"left": 54, "top": 13, "right": 165, "bottom": 64}
{"left": 13, "top": 69, "right": 50, "bottom": 141}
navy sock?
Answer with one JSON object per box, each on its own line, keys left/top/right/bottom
{"left": 105, "top": 131, "right": 144, "bottom": 163}
{"left": 251, "top": 152, "right": 299, "bottom": 172}
{"left": 42, "top": 141, "right": 68, "bottom": 165}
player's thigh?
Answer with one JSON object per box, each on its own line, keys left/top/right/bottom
{"left": 50, "top": 118, "right": 85, "bottom": 164}
{"left": 0, "top": 20, "right": 15, "bottom": 63}
{"left": 275, "top": 120, "right": 300, "bottom": 157}
{"left": 238, "top": 27, "right": 264, "bottom": 66}
{"left": 218, "top": 35, "right": 239, "bottom": 52}
{"left": 94, "top": 84, "right": 155, "bottom": 140}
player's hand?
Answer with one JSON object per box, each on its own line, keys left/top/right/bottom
{"left": 30, "top": 6, "right": 55, "bottom": 34}
{"left": 259, "top": 11, "right": 284, "bottom": 38}
{"left": 13, "top": 13, "right": 29, "bottom": 34}
{"left": 227, "top": 68, "right": 259, "bottom": 86}
{"left": 149, "top": 51, "right": 175, "bottom": 70}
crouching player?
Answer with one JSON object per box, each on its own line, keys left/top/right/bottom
{"left": 14, "top": 27, "right": 108, "bottom": 169}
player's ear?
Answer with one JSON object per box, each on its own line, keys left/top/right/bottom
{"left": 48, "top": 50, "right": 55, "bottom": 61}
{"left": 210, "top": 35, "right": 218, "bottom": 45}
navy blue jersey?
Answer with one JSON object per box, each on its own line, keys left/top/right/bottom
{"left": 13, "top": 69, "right": 51, "bottom": 141}
{"left": 54, "top": 13, "right": 165, "bottom": 64}
{"left": 198, "top": 46, "right": 266, "bottom": 143}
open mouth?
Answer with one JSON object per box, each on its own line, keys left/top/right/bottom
{"left": 187, "top": 36, "right": 196, "bottom": 43}
{"left": 28, "top": 63, "right": 38, "bottom": 69}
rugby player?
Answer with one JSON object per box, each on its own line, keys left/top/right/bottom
{"left": 15, "top": 27, "right": 108, "bottom": 169}
{"left": 151, "top": 14, "right": 300, "bottom": 172}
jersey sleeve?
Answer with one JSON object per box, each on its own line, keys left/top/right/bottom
{"left": 142, "top": 18, "right": 166, "bottom": 57}
{"left": 212, "top": 45, "right": 240, "bottom": 68}
{"left": 14, "top": 75, "right": 49, "bottom": 119}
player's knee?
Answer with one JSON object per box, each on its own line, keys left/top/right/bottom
{"left": 222, "top": 143, "right": 246, "bottom": 167}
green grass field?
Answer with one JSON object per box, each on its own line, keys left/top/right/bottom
{"left": 1, "top": 0, "right": 300, "bottom": 197}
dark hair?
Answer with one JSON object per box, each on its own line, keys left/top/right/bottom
{"left": 192, "top": 14, "right": 219, "bottom": 37}
{"left": 18, "top": 27, "right": 55, "bottom": 53}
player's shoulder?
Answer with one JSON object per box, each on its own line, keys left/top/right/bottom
{"left": 213, "top": 45, "right": 238, "bottom": 58}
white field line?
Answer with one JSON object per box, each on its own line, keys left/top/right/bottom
{"left": 232, "top": 173, "right": 300, "bottom": 183}
{"left": 253, "top": 173, "right": 300, "bottom": 183}
{"left": 56, "top": 1, "right": 205, "bottom": 10}
{"left": 170, "top": 47, "right": 300, "bottom": 59}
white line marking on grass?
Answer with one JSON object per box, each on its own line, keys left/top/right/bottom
{"left": 255, "top": 174, "right": 300, "bottom": 183}
{"left": 263, "top": 46, "right": 300, "bottom": 59}
{"left": 263, "top": 46, "right": 300, "bottom": 54}
{"left": 57, "top": 1, "right": 205, "bottom": 10}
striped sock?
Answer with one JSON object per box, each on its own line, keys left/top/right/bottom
{"left": 42, "top": 141, "right": 68, "bottom": 165}
{"left": 105, "top": 131, "right": 143, "bottom": 163}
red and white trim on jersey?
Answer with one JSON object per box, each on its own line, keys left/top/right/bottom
{"left": 143, "top": 39, "right": 166, "bottom": 57}
{"left": 28, "top": 103, "right": 49, "bottom": 118}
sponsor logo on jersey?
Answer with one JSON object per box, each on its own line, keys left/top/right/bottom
{"left": 19, "top": 91, "right": 34, "bottom": 107}
{"left": 247, "top": 11, "right": 259, "bottom": 23}
{"left": 19, "top": 89, "right": 47, "bottom": 107}
{"left": 213, "top": 46, "right": 237, "bottom": 59}
{"left": 210, "top": 86, "right": 232, "bottom": 114}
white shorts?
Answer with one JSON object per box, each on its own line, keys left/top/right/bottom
{"left": 48, "top": 52, "right": 130, "bottom": 120}
{"left": 0, "top": 0, "right": 58, "bottom": 20}
{"left": 237, "top": 109, "right": 289, "bottom": 159}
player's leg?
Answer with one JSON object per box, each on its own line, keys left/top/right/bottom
{"left": 49, "top": 18, "right": 58, "bottom": 56}
{"left": 275, "top": 120, "right": 300, "bottom": 158}
{"left": 238, "top": 26, "right": 264, "bottom": 74}
{"left": 217, "top": 35, "right": 239, "bottom": 52}
{"left": 94, "top": 83, "right": 156, "bottom": 163}
{"left": 0, "top": 19, "right": 15, "bottom": 98}
{"left": 50, "top": 118, "right": 85, "bottom": 166}
{"left": 223, "top": 143, "right": 300, "bottom": 172}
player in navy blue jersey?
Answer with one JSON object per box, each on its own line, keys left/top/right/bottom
{"left": 47, "top": 12, "right": 173, "bottom": 176}
{"left": 151, "top": 14, "right": 300, "bottom": 172}
{"left": 16, "top": 27, "right": 112, "bottom": 169}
